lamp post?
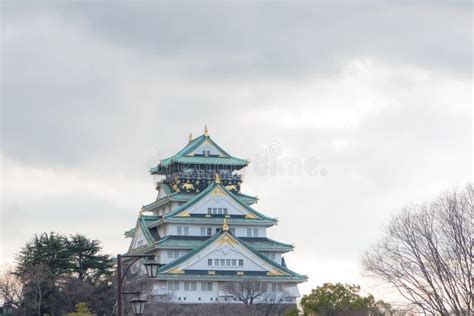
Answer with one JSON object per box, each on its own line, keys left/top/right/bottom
{"left": 116, "top": 254, "right": 160, "bottom": 316}
{"left": 130, "top": 297, "right": 147, "bottom": 315}
{"left": 3, "top": 302, "right": 13, "bottom": 315}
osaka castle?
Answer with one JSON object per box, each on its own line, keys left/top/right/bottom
{"left": 124, "top": 126, "right": 306, "bottom": 311}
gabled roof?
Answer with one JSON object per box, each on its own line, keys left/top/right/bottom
{"left": 158, "top": 230, "right": 305, "bottom": 281}
{"left": 155, "top": 235, "right": 294, "bottom": 252}
{"left": 124, "top": 215, "right": 160, "bottom": 242}
{"left": 163, "top": 182, "right": 275, "bottom": 221}
{"left": 150, "top": 134, "right": 248, "bottom": 173}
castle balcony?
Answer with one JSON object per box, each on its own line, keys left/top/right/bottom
{"left": 164, "top": 171, "right": 242, "bottom": 183}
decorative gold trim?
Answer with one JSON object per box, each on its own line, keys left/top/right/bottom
{"left": 225, "top": 184, "right": 237, "bottom": 191}
{"left": 215, "top": 173, "right": 221, "bottom": 184}
{"left": 188, "top": 132, "right": 192, "bottom": 143}
{"left": 236, "top": 271, "right": 244, "bottom": 275}
{"left": 208, "top": 271, "right": 216, "bottom": 275}
{"left": 216, "top": 234, "right": 236, "bottom": 246}
{"left": 212, "top": 187, "right": 224, "bottom": 196}
{"left": 223, "top": 217, "right": 229, "bottom": 231}
{"left": 245, "top": 213, "right": 257, "bottom": 219}
{"left": 168, "top": 267, "right": 184, "bottom": 274}
{"left": 267, "top": 268, "right": 285, "bottom": 276}
{"left": 178, "top": 210, "right": 190, "bottom": 217}
{"left": 204, "top": 124, "right": 208, "bottom": 136}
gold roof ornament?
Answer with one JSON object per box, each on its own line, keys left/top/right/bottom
{"left": 204, "top": 124, "right": 208, "bottom": 136}
{"left": 215, "top": 173, "right": 221, "bottom": 184}
{"left": 223, "top": 217, "right": 229, "bottom": 231}
{"left": 188, "top": 132, "right": 192, "bottom": 143}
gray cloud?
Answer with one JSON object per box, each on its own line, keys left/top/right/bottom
{"left": 1, "top": 1, "right": 472, "bottom": 298}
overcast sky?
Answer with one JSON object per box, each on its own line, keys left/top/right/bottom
{"left": 1, "top": 1, "right": 472, "bottom": 301}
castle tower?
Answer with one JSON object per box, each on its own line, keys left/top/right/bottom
{"left": 124, "top": 127, "right": 306, "bottom": 310}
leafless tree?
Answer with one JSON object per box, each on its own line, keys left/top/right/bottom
{"left": 256, "top": 291, "right": 288, "bottom": 316}
{"left": 22, "top": 263, "right": 53, "bottom": 316}
{"left": 0, "top": 267, "right": 24, "bottom": 308}
{"left": 225, "top": 279, "right": 266, "bottom": 305}
{"left": 362, "top": 184, "right": 472, "bottom": 315}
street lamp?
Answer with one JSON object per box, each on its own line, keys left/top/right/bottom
{"left": 130, "top": 297, "right": 147, "bottom": 315}
{"left": 144, "top": 260, "right": 159, "bottom": 278}
{"left": 3, "top": 302, "right": 13, "bottom": 315}
{"left": 116, "top": 254, "right": 160, "bottom": 316}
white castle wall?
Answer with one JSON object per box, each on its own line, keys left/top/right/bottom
{"left": 163, "top": 223, "right": 266, "bottom": 238}
{"left": 150, "top": 280, "right": 298, "bottom": 304}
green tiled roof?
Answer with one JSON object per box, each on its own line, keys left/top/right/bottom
{"left": 156, "top": 273, "right": 305, "bottom": 282}
{"left": 164, "top": 182, "right": 275, "bottom": 221}
{"left": 124, "top": 215, "right": 160, "bottom": 243}
{"left": 157, "top": 217, "right": 276, "bottom": 227}
{"left": 156, "top": 235, "right": 293, "bottom": 252}
{"left": 150, "top": 134, "right": 248, "bottom": 173}
{"left": 158, "top": 230, "right": 305, "bottom": 281}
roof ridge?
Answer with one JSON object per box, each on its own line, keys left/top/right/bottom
{"left": 174, "top": 134, "right": 206, "bottom": 158}
{"left": 164, "top": 182, "right": 218, "bottom": 218}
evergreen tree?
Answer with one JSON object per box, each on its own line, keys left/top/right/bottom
{"left": 16, "top": 232, "right": 70, "bottom": 277}
{"left": 300, "top": 283, "right": 392, "bottom": 316}
{"left": 67, "top": 234, "right": 113, "bottom": 282}
{"left": 12, "top": 232, "right": 115, "bottom": 315}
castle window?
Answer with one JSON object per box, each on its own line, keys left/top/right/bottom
{"left": 201, "top": 227, "right": 205, "bottom": 236}
{"left": 218, "top": 208, "right": 222, "bottom": 215}
{"left": 167, "top": 281, "right": 179, "bottom": 290}
{"left": 253, "top": 228, "right": 259, "bottom": 237}
{"left": 271, "top": 283, "right": 283, "bottom": 292}
{"left": 232, "top": 259, "right": 237, "bottom": 266}
{"left": 177, "top": 226, "right": 182, "bottom": 235}
{"left": 167, "top": 250, "right": 179, "bottom": 258}
{"left": 238, "top": 259, "right": 244, "bottom": 267}
{"left": 184, "top": 281, "right": 196, "bottom": 291}
{"left": 207, "top": 228, "right": 212, "bottom": 236}
{"left": 226, "top": 259, "right": 231, "bottom": 266}
{"left": 220, "top": 259, "right": 225, "bottom": 266}
{"left": 202, "top": 282, "right": 212, "bottom": 291}
{"left": 183, "top": 227, "right": 189, "bottom": 236}
{"left": 214, "top": 259, "right": 219, "bottom": 266}
{"left": 224, "top": 208, "right": 228, "bottom": 215}
{"left": 208, "top": 259, "right": 212, "bottom": 266}
{"left": 247, "top": 228, "right": 252, "bottom": 237}
{"left": 207, "top": 208, "right": 212, "bottom": 215}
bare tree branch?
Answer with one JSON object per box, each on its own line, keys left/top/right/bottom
{"left": 362, "top": 184, "right": 472, "bottom": 315}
